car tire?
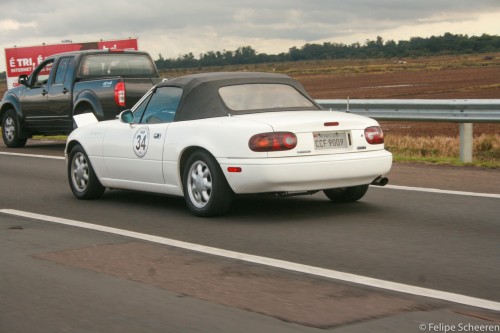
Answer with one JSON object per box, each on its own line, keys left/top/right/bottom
{"left": 323, "top": 184, "right": 369, "bottom": 203}
{"left": 68, "top": 144, "right": 105, "bottom": 199}
{"left": 183, "top": 150, "right": 232, "bottom": 217}
{"left": 2, "top": 109, "right": 28, "bottom": 148}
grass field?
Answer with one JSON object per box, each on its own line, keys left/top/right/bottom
{"left": 385, "top": 134, "right": 500, "bottom": 168}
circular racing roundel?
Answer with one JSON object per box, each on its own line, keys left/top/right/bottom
{"left": 133, "top": 127, "right": 149, "bottom": 158}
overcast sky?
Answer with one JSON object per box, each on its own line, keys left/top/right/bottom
{"left": 1, "top": 0, "right": 500, "bottom": 72}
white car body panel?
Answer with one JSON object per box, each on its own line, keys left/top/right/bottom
{"left": 101, "top": 122, "right": 168, "bottom": 184}
{"left": 67, "top": 109, "right": 392, "bottom": 196}
{"left": 219, "top": 150, "right": 392, "bottom": 193}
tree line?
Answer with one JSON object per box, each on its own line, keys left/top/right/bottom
{"left": 154, "top": 33, "right": 500, "bottom": 69}
{"left": 1, "top": 32, "right": 498, "bottom": 79}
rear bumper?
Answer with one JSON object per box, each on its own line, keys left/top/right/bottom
{"left": 219, "top": 150, "right": 392, "bottom": 194}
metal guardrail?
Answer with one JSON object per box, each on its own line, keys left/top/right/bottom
{"left": 316, "top": 99, "right": 500, "bottom": 123}
{"left": 316, "top": 99, "right": 500, "bottom": 162}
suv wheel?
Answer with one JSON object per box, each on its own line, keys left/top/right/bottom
{"left": 2, "top": 109, "right": 28, "bottom": 148}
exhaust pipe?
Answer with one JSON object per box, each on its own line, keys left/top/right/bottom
{"left": 371, "top": 176, "right": 389, "bottom": 186}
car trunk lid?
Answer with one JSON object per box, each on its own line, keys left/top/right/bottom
{"left": 235, "top": 110, "right": 382, "bottom": 157}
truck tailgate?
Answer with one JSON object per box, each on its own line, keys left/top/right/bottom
{"left": 123, "top": 78, "right": 163, "bottom": 106}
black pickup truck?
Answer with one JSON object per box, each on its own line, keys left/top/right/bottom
{"left": 1, "top": 49, "right": 162, "bottom": 147}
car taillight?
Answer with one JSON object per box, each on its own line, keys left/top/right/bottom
{"left": 249, "top": 132, "right": 297, "bottom": 152}
{"left": 364, "top": 126, "right": 384, "bottom": 144}
{"left": 114, "top": 82, "right": 126, "bottom": 107}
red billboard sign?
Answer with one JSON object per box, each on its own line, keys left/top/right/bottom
{"left": 4, "top": 38, "right": 138, "bottom": 88}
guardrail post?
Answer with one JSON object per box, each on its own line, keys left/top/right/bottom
{"left": 459, "top": 123, "right": 473, "bottom": 163}
{"left": 316, "top": 99, "right": 500, "bottom": 164}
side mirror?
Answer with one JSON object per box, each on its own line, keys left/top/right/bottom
{"left": 18, "top": 75, "right": 29, "bottom": 86}
{"left": 119, "top": 110, "right": 134, "bottom": 124}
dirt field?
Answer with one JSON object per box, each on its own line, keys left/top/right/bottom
{"left": 1, "top": 53, "right": 499, "bottom": 137}
{"left": 291, "top": 54, "right": 500, "bottom": 138}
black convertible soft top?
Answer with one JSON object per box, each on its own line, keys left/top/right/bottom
{"left": 155, "top": 72, "right": 321, "bottom": 121}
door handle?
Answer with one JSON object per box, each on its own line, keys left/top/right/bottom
{"left": 41, "top": 89, "right": 48, "bottom": 96}
{"left": 62, "top": 88, "right": 69, "bottom": 94}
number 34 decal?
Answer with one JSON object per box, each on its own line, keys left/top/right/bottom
{"left": 133, "top": 127, "right": 149, "bottom": 158}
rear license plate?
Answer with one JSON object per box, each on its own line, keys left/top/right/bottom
{"left": 313, "top": 132, "right": 348, "bottom": 150}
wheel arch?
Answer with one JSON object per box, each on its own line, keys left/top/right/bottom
{"left": 1, "top": 96, "right": 23, "bottom": 121}
{"left": 65, "top": 139, "right": 82, "bottom": 156}
{"left": 73, "top": 91, "right": 104, "bottom": 119}
{"left": 178, "top": 146, "right": 234, "bottom": 192}
{"left": 179, "top": 146, "right": 210, "bottom": 189}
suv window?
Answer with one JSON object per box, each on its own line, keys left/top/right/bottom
{"left": 53, "top": 57, "right": 72, "bottom": 85}
{"left": 31, "top": 60, "right": 54, "bottom": 87}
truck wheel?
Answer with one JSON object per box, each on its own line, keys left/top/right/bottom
{"left": 2, "top": 109, "right": 28, "bottom": 148}
{"left": 68, "top": 144, "right": 105, "bottom": 199}
{"left": 182, "top": 150, "right": 232, "bottom": 217}
{"left": 323, "top": 184, "right": 369, "bottom": 203}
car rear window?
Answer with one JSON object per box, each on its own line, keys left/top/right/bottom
{"left": 219, "top": 84, "right": 316, "bottom": 112}
{"left": 79, "top": 54, "right": 157, "bottom": 77}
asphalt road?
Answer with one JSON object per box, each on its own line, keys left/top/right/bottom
{"left": 1, "top": 140, "right": 499, "bottom": 332}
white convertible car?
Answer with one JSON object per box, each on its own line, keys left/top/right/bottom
{"left": 66, "top": 72, "right": 392, "bottom": 216}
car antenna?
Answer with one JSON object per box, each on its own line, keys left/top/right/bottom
{"left": 346, "top": 97, "right": 350, "bottom": 113}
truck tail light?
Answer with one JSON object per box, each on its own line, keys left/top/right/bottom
{"left": 114, "top": 82, "right": 126, "bottom": 107}
{"left": 249, "top": 132, "right": 297, "bottom": 152}
{"left": 364, "top": 126, "right": 384, "bottom": 144}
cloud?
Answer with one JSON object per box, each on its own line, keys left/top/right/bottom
{"left": 0, "top": 19, "right": 37, "bottom": 31}
{"left": 1, "top": 0, "right": 499, "bottom": 72}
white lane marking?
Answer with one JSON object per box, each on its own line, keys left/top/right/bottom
{"left": 1, "top": 208, "right": 499, "bottom": 311}
{"left": 0, "top": 151, "right": 65, "bottom": 160}
{"left": 2, "top": 151, "right": 498, "bottom": 198}
{"left": 377, "top": 184, "right": 500, "bottom": 199}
